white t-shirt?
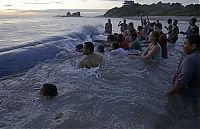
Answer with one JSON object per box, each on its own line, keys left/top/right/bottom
{"left": 111, "top": 48, "right": 128, "bottom": 57}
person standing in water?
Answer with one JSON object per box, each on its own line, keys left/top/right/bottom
{"left": 166, "top": 35, "right": 200, "bottom": 115}
{"left": 105, "top": 18, "right": 112, "bottom": 34}
{"left": 180, "top": 18, "right": 199, "bottom": 36}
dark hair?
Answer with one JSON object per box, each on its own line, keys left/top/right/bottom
{"left": 186, "top": 35, "right": 200, "bottom": 49}
{"left": 151, "top": 31, "right": 160, "bottom": 43}
{"left": 128, "top": 22, "right": 134, "bottom": 28}
{"left": 168, "top": 19, "right": 172, "bottom": 24}
{"left": 42, "top": 84, "right": 58, "bottom": 96}
{"left": 97, "top": 45, "right": 105, "bottom": 53}
{"left": 117, "top": 34, "right": 124, "bottom": 42}
{"left": 137, "top": 26, "right": 143, "bottom": 31}
{"left": 111, "top": 41, "right": 120, "bottom": 50}
{"left": 190, "top": 18, "right": 197, "bottom": 23}
{"left": 173, "top": 20, "right": 178, "bottom": 24}
{"left": 155, "top": 23, "right": 162, "bottom": 30}
{"left": 84, "top": 42, "right": 94, "bottom": 53}
{"left": 107, "top": 34, "right": 115, "bottom": 42}
{"left": 150, "top": 22, "right": 156, "bottom": 27}
{"left": 131, "top": 32, "right": 138, "bottom": 41}
{"left": 76, "top": 44, "right": 83, "bottom": 50}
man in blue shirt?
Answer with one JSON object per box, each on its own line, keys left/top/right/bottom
{"left": 167, "top": 35, "right": 200, "bottom": 115}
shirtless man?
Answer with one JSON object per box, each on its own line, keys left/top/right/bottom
{"left": 105, "top": 19, "right": 112, "bottom": 34}
{"left": 79, "top": 42, "right": 103, "bottom": 68}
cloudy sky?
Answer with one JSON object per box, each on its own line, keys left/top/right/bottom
{"left": 0, "top": 0, "right": 199, "bottom": 10}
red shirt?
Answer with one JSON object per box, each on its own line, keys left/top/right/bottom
{"left": 159, "top": 31, "right": 168, "bottom": 59}
{"left": 119, "top": 39, "right": 129, "bottom": 50}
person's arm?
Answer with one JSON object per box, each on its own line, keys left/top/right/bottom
{"left": 142, "top": 45, "right": 160, "bottom": 59}
{"left": 167, "top": 57, "right": 194, "bottom": 95}
{"left": 142, "top": 43, "right": 151, "bottom": 56}
{"left": 118, "top": 21, "right": 121, "bottom": 27}
{"left": 166, "top": 83, "right": 182, "bottom": 95}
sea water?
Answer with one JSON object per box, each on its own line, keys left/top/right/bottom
{"left": 0, "top": 9, "right": 199, "bottom": 129}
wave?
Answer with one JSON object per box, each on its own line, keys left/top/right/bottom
{"left": 0, "top": 25, "right": 104, "bottom": 77}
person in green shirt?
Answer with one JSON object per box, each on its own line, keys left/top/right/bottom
{"left": 129, "top": 31, "right": 142, "bottom": 51}
{"left": 168, "top": 20, "right": 179, "bottom": 44}
{"left": 180, "top": 18, "right": 199, "bottom": 36}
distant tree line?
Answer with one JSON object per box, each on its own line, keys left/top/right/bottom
{"left": 104, "top": 2, "right": 200, "bottom": 17}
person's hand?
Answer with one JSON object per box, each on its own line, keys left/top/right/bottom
{"left": 128, "top": 54, "right": 137, "bottom": 59}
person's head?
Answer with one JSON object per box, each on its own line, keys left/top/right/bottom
{"left": 107, "top": 34, "right": 115, "bottom": 42}
{"left": 38, "top": 84, "right": 58, "bottom": 97}
{"left": 137, "top": 26, "right": 143, "bottom": 32}
{"left": 82, "top": 42, "right": 94, "bottom": 55}
{"left": 131, "top": 31, "right": 138, "bottom": 41}
{"left": 123, "top": 19, "right": 126, "bottom": 23}
{"left": 156, "top": 20, "right": 159, "bottom": 23}
{"left": 148, "top": 31, "right": 160, "bottom": 43}
{"left": 117, "top": 34, "right": 124, "bottom": 42}
{"left": 128, "top": 22, "right": 134, "bottom": 29}
{"left": 189, "top": 18, "right": 197, "bottom": 25}
{"left": 154, "top": 23, "right": 162, "bottom": 32}
{"left": 108, "top": 18, "right": 111, "bottom": 23}
{"left": 96, "top": 45, "right": 105, "bottom": 53}
{"left": 167, "top": 18, "right": 172, "bottom": 24}
{"left": 183, "top": 35, "right": 200, "bottom": 54}
{"left": 76, "top": 44, "right": 83, "bottom": 52}
{"left": 173, "top": 20, "right": 178, "bottom": 26}
{"left": 111, "top": 41, "right": 120, "bottom": 50}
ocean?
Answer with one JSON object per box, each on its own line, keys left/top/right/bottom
{"left": 0, "top": 9, "right": 199, "bottom": 129}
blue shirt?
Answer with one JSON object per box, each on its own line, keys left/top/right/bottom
{"left": 176, "top": 51, "right": 200, "bottom": 97}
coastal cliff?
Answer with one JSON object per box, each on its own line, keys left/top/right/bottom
{"left": 104, "top": 2, "right": 200, "bottom": 17}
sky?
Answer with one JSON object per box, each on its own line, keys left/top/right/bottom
{"left": 0, "top": 0, "right": 199, "bottom": 11}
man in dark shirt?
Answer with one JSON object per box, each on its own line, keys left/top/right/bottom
{"left": 167, "top": 35, "right": 200, "bottom": 115}
{"left": 180, "top": 18, "right": 199, "bottom": 36}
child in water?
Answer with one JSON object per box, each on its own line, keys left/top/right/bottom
{"left": 38, "top": 84, "right": 58, "bottom": 99}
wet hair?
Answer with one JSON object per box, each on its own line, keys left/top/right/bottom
{"left": 190, "top": 18, "right": 197, "bottom": 23}
{"left": 111, "top": 41, "right": 120, "bottom": 50}
{"left": 151, "top": 31, "right": 160, "bottom": 43}
{"left": 84, "top": 42, "right": 94, "bottom": 53}
{"left": 168, "top": 19, "right": 172, "bottom": 24}
{"left": 137, "top": 26, "right": 143, "bottom": 31}
{"left": 154, "top": 23, "right": 162, "bottom": 30}
{"left": 128, "top": 22, "right": 134, "bottom": 28}
{"left": 41, "top": 84, "right": 58, "bottom": 96}
{"left": 186, "top": 34, "right": 200, "bottom": 49}
{"left": 117, "top": 34, "right": 124, "bottom": 42}
{"left": 131, "top": 32, "right": 138, "bottom": 41}
{"left": 76, "top": 44, "right": 83, "bottom": 51}
{"left": 173, "top": 20, "right": 178, "bottom": 24}
{"left": 107, "top": 34, "right": 115, "bottom": 42}
{"left": 96, "top": 45, "right": 105, "bottom": 53}
{"left": 150, "top": 22, "right": 156, "bottom": 27}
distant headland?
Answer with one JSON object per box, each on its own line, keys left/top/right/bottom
{"left": 55, "top": 11, "right": 82, "bottom": 17}
{"left": 104, "top": 1, "right": 200, "bottom": 17}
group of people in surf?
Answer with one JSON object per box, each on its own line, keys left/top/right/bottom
{"left": 75, "top": 17, "right": 200, "bottom": 115}
{"left": 37, "top": 16, "right": 200, "bottom": 116}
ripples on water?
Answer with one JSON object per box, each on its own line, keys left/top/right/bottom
{"left": 1, "top": 42, "right": 199, "bottom": 129}
{"left": 0, "top": 11, "right": 200, "bottom": 128}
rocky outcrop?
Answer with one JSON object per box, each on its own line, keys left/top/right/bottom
{"left": 56, "top": 12, "right": 82, "bottom": 17}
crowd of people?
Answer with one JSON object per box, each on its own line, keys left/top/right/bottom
{"left": 38, "top": 17, "right": 200, "bottom": 116}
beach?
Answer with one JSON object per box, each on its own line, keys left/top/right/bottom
{"left": 0, "top": 9, "right": 199, "bottom": 129}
